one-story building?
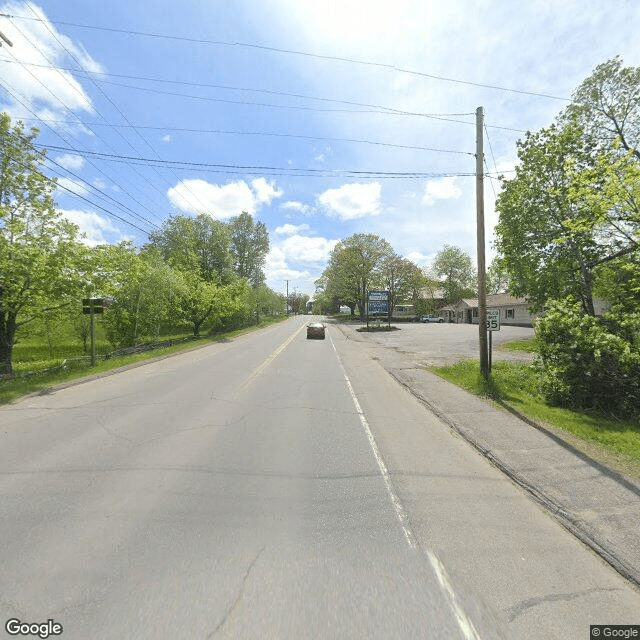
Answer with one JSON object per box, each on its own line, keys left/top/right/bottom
{"left": 438, "top": 294, "right": 611, "bottom": 327}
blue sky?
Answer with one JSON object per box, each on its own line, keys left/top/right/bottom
{"left": 1, "top": 1, "right": 640, "bottom": 297}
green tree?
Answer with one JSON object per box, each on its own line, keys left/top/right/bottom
{"left": 485, "top": 257, "right": 511, "bottom": 295}
{"left": 495, "top": 122, "right": 638, "bottom": 314}
{"left": 0, "top": 114, "right": 82, "bottom": 374}
{"left": 564, "top": 56, "right": 640, "bottom": 160}
{"left": 430, "top": 245, "right": 476, "bottom": 303}
{"left": 321, "top": 233, "right": 394, "bottom": 318}
{"left": 229, "top": 211, "right": 269, "bottom": 287}
{"left": 101, "top": 245, "right": 183, "bottom": 347}
{"left": 378, "top": 255, "right": 425, "bottom": 318}
{"left": 147, "top": 213, "right": 232, "bottom": 284}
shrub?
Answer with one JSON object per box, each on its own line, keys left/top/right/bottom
{"left": 535, "top": 299, "right": 640, "bottom": 419}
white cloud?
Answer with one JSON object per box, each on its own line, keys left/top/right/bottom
{"left": 55, "top": 154, "right": 85, "bottom": 171}
{"left": 404, "top": 251, "right": 434, "bottom": 269}
{"left": 422, "top": 177, "right": 463, "bottom": 206}
{"left": 281, "top": 201, "right": 313, "bottom": 214}
{"left": 274, "top": 223, "right": 311, "bottom": 236}
{"left": 318, "top": 182, "right": 382, "bottom": 220}
{"left": 162, "top": 134, "right": 171, "bottom": 142}
{"left": 56, "top": 177, "right": 88, "bottom": 197}
{"left": 280, "top": 234, "right": 339, "bottom": 264}
{"left": 0, "top": 2, "right": 102, "bottom": 122}
{"left": 251, "top": 177, "right": 284, "bottom": 204}
{"left": 59, "top": 209, "right": 123, "bottom": 247}
{"left": 264, "top": 247, "right": 309, "bottom": 282}
{"left": 167, "top": 178, "right": 282, "bottom": 218}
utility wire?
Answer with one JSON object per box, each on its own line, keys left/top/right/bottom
{"left": 38, "top": 144, "right": 476, "bottom": 178}
{"left": 0, "top": 80, "right": 164, "bottom": 230}
{"left": 0, "top": 57, "right": 475, "bottom": 119}
{"left": 2, "top": 12, "right": 572, "bottom": 102}
{"left": 483, "top": 124, "right": 499, "bottom": 199}
{"left": 0, "top": 31, "right": 167, "bottom": 223}
{"left": 20, "top": 4, "right": 210, "bottom": 217}
{"left": 44, "top": 155, "right": 160, "bottom": 230}
{"left": 14, "top": 116, "right": 473, "bottom": 155}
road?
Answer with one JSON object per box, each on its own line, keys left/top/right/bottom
{"left": 1, "top": 316, "right": 638, "bottom": 639}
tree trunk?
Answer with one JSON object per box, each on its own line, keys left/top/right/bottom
{"left": 0, "top": 312, "right": 17, "bottom": 375}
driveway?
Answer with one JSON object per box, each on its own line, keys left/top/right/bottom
{"left": 328, "top": 320, "right": 535, "bottom": 368}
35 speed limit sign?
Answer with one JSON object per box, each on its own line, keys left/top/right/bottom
{"left": 486, "top": 309, "right": 500, "bottom": 331}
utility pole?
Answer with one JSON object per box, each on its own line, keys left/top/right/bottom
{"left": 285, "top": 280, "right": 289, "bottom": 315}
{"left": 476, "top": 106, "right": 489, "bottom": 378}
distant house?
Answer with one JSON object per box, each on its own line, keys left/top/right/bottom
{"left": 451, "top": 294, "right": 533, "bottom": 326}
{"left": 438, "top": 294, "right": 611, "bottom": 327}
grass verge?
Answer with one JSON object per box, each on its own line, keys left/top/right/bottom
{"left": 498, "top": 336, "right": 539, "bottom": 353}
{"left": 0, "top": 316, "right": 287, "bottom": 405}
{"left": 432, "top": 360, "right": 640, "bottom": 478}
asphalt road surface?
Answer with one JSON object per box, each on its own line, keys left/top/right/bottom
{"left": 1, "top": 316, "right": 638, "bottom": 639}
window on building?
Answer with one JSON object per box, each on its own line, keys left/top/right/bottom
{"left": 472, "top": 308, "right": 478, "bottom": 318}
{"left": 506, "top": 308, "right": 515, "bottom": 319}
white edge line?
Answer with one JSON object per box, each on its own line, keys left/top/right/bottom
{"left": 329, "top": 333, "right": 483, "bottom": 640}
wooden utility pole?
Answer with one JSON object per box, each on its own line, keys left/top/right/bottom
{"left": 476, "top": 106, "right": 489, "bottom": 378}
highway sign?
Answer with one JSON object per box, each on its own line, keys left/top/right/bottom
{"left": 486, "top": 309, "right": 500, "bottom": 331}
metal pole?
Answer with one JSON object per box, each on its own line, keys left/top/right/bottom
{"left": 489, "top": 330, "right": 492, "bottom": 372}
{"left": 476, "top": 106, "right": 489, "bottom": 378}
{"left": 90, "top": 305, "right": 96, "bottom": 366}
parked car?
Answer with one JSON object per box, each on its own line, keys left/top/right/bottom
{"left": 306, "top": 322, "right": 326, "bottom": 339}
{"left": 419, "top": 315, "right": 444, "bottom": 323}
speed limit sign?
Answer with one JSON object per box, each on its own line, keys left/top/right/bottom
{"left": 486, "top": 309, "right": 500, "bottom": 331}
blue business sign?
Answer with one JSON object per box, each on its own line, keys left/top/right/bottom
{"left": 368, "top": 290, "right": 389, "bottom": 315}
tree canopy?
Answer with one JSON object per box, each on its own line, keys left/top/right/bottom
{"left": 429, "top": 244, "right": 476, "bottom": 303}
{"left": 0, "top": 114, "right": 82, "bottom": 374}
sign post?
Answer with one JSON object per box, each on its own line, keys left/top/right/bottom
{"left": 82, "top": 298, "right": 106, "bottom": 366}
{"left": 486, "top": 309, "right": 500, "bottom": 372}
{"left": 367, "top": 291, "right": 389, "bottom": 330}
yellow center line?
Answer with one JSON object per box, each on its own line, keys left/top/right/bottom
{"left": 232, "top": 321, "right": 307, "bottom": 398}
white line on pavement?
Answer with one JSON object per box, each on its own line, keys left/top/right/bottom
{"left": 329, "top": 332, "right": 483, "bottom": 640}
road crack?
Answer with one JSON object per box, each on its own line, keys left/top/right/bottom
{"left": 206, "top": 547, "right": 265, "bottom": 638}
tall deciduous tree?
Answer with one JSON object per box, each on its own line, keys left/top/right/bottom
{"left": 0, "top": 114, "right": 81, "bottom": 374}
{"left": 378, "top": 254, "right": 425, "bottom": 318}
{"left": 229, "top": 211, "right": 269, "bottom": 287}
{"left": 147, "top": 213, "right": 232, "bottom": 284}
{"left": 430, "top": 245, "right": 476, "bottom": 303}
{"left": 564, "top": 56, "right": 640, "bottom": 160}
{"left": 322, "top": 233, "right": 394, "bottom": 317}
{"left": 495, "top": 121, "right": 638, "bottom": 314}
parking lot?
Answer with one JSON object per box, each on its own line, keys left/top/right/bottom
{"left": 328, "top": 319, "right": 535, "bottom": 368}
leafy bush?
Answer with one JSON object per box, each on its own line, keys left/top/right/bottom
{"left": 535, "top": 299, "right": 640, "bottom": 419}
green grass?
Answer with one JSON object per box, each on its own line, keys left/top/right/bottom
{"left": 499, "top": 336, "right": 539, "bottom": 353}
{"left": 433, "top": 360, "right": 640, "bottom": 462}
{"left": 0, "top": 315, "right": 287, "bottom": 405}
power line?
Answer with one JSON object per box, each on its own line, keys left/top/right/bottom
{"left": 0, "top": 57, "right": 474, "bottom": 119}
{"left": 1, "top": 12, "right": 572, "bottom": 102}
{"left": 19, "top": 4, "right": 209, "bottom": 217}
{"left": 0, "top": 33, "right": 168, "bottom": 223}
{"left": 38, "top": 144, "right": 476, "bottom": 179}
{"left": 0, "top": 80, "right": 166, "bottom": 230}
{"left": 13, "top": 116, "right": 473, "bottom": 155}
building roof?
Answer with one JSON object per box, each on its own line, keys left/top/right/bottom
{"left": 455, "top": 294, "right": 528, "bottom": 308}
